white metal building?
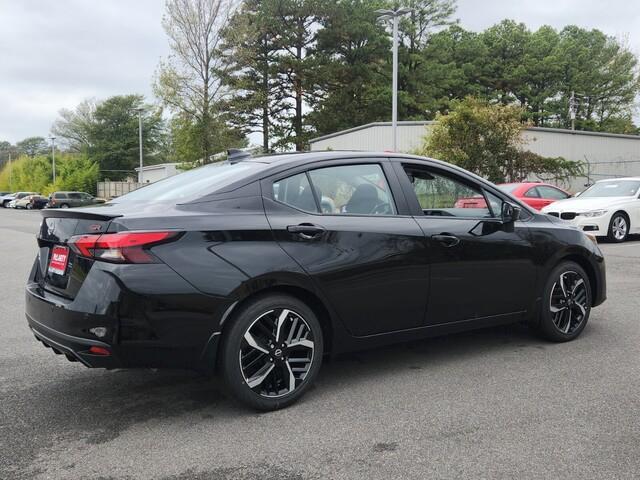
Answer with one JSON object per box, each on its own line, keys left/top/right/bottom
{"left": 134, "top": 163, "right": 182, "bottom": 184}
{"left": 309, "top": 121, "right": 640, "bottom": 191}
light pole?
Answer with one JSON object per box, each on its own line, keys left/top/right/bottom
{"left": 135, "top": 108, "right": 144, "bottom": 183}
{"left": 49, "top": 136, "right": 56, "bottom": 183}
{"left": 376, "top": 7, "right": 412, "bottom": 152}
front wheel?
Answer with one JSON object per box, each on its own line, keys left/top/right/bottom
{"left": 220, "top": 294, "right": 323, "bottom": 411}
{"left": 607, "top": 212, "right": 629, "bottom": 242}
{"left": 538, "top": 261, "right": 591, "bottom": 342}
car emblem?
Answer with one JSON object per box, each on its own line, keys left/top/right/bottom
{"left": 89, "top": 224, "right": 102, "bottom": 232}
{"left": 274, "top": 348, "right": 283, "bottom": 357}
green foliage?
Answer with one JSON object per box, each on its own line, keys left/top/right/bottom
{"left": 307, "top": 0, "right": 392, "bottom": 136}
{"left": 0, "top": 153, "right": 100, "bottom": 195}
{"left": 418, "top": 97, "right": 584, "bottom": 183}
{"left": 16, "top": 137, "right": 49, "bottom": 157}
{"left": 88, "top": 95, "right": 164, "bottom": 180}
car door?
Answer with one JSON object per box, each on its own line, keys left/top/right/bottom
{"left": 522, "top": 187, "right": 547, "bottom": 210}
{"left": 392, "top": 161, "right": 537, "bottom": 326}
{"left": 263, "top": 159, "right": 430, "bottom": 337}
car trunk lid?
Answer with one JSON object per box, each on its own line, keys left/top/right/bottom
{"left": 37, "top": 209, "right": 121, "bottom": 299}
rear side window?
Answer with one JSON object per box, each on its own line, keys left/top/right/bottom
{"left": 537, "top": 186, "right": 569, "bottom": 200}
{"left": 307, "top": 164, "right": 396, "bottom": 215}
{"left": 273, "top": 173, "right": 319, "bottom": 213}
{"left": 524, "top": 187, "right": 540, "bottom": 198}
{"left": 55, "top": 193, "right": 68, "bottom": 199}
{"left": 68, "top": 193, "right": 82, "bottom": 199}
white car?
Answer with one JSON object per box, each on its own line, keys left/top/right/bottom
{"left": 542, "top": 177, "right": 640, "bottom": 242}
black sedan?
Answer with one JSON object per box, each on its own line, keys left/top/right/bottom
{"left": 25, "top": 152, "right": 606, "bottom": 410}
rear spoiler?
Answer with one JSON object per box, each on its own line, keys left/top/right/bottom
{"left": 41, "top": 209, "right": 122, "bottom": 221}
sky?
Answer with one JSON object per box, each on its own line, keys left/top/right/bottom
{"left": 1, "top": 0, "right": 639, "bottom": 143}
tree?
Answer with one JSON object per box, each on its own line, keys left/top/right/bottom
{"left": 307, "top": 0, "right": 391, "bottom": 136}
{"left": 155, "top": 0, "right": 241, "bottom": 162}
{"left": 88, "top": 95, "right": 164, "bottom": 180}
{"left": 16, "top": 137, "right": 49, "bottom": 157}
{"left": 269, "top": 0, "right": 328, "bottom": 151}
{"left": 397, "top": 0, "right": 458, "bottom": 119}
{"left": 220, "top": 0, "right": 286, "bottom": 152}
{"left": 51, "top": 98, "right": 98, "bottom": 152}
{"left": 418, "top": 97, "right": 583, "bottom": 183}
{"left": 550, "top": 26, "right": 640, "bottom": 132}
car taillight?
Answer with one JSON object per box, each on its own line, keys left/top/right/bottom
{"left": 68, "top": 231, "right": 179, "bottom": 263}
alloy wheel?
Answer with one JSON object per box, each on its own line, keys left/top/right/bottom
{"left": 549, "top": 271, "right": 589, "bottom": 334}
{"left": 612, "top": 215, "right": 627, "bottom": 241}
{"left": 239, "top": 308, "right": 315, "bottom": 398}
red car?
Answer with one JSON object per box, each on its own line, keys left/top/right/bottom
{"left": 498, "top": 182, "right": 571, "bottom": 210}
{"left": 453, "top": 182, "right": 571, "bottom": 211}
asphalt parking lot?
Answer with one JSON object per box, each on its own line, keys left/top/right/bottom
{"left": 1, "top": 208, "right": 639, "bottom": 480}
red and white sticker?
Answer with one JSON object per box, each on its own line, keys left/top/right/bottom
{"left": 48, "top": 246, "right": 69, "bottom": 275}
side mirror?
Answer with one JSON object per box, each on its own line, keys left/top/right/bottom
{"left": 501, "top": 202, "right": 521, "bottom": 224}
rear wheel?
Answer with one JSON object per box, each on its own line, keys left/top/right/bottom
{"left": 607, "top": 212, "right": 629, "bottom": 242}
{"left": 220, "top": 294, "right": 323, "bottom": 411}
{"left": 59, "top": 203, "right": 70, "bottom": 209}
{"left": 538, "top": 261, "right": 591, "bottom": 342}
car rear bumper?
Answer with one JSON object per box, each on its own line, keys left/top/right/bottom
{"left": 26, "top": 282, "right": 123, "bottom": 368}
{"left": 25, "top": 258, "right": 226, "bottom": 372}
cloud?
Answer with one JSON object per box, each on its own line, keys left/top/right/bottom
{"left": 0, "top": 0, "right": 169, "bottom": 142}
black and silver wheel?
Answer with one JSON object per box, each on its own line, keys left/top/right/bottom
{"left": 220, "top": 294, "right": 323, "bottom": 410}
{"left": 60, "top": 203, "right": 70, "bottom": 209}
{"left": 607, "top": 212, "right": 628, "bottom": 242}
{"left": 538, "top": 261, "right": 591, "bottom": 342}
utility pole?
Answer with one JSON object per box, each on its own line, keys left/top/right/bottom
{"left": 49, "top": 136, "right": 56, "bottom": 183}
{"left": 376, "top": 7, "right": 413, "bottom": 152}
{"left": 569, "top": 91, "right": 577, "bottom": 131}
{"left": 136, "top": 109, "right": 144, "bottom": 184}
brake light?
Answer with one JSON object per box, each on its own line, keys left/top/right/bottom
{"left": 68, "top": 231, "right": 178, "bottom": 263}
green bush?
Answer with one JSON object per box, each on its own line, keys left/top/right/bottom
{"left": 0, "top": 153, "right": 99, "bottom": 195}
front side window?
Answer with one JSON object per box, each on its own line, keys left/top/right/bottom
{"left": 273, "top": 173, "right": 318, "bottom": 213}
{"left": 307, "top": 164, "right": 396, "bottom": 215}
{"left": 405, "top": 167, "right": 493, "bottom": 218}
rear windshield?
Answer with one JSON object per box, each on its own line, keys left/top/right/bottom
{"left": 110, "top": 161, "right": 268, "bottom": 204}
{"left": 580, "top": 180, "right": 640, "bottom": 198}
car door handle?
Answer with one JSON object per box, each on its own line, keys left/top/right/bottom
{"left": 287, "top": 223, "right": 326, "bottom": 239}
{"left": 431, "top": 234, "right": 460, "bottom": 247}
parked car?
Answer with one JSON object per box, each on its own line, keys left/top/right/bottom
{"left": 46, "top": 191, "right": 106, "bottom": 209}
{"left": 454, "top": 182, "right": 571, "bottom": 211}
{"left": 26, "top": 152, "right": 606, "bottom": 411}
{"left": 14, "top": 194, "right": 48, "bottom": 210}
{"left": 542, "top": 177, "right": 640, "bottom": 242}
{"left": 5, "top": 192, "right": 39, "bottom": 208}
{"left": 0, "top": 192, "right": 15, "bottom": 207}
{"left": 498, "top": 182, "right": 571, "bottom": 210}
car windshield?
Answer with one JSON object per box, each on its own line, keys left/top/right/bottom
{"left": 579, "top": 180, "right": 640, "bottom": 198}
{"left": 497, "top": 184, "right": 520, "bottom": 194}
{"left": 110, "top": 161, "right": 268, "bottom": 204}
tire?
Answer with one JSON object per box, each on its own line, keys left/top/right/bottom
{"left": 220, "top": 293, "right": 323, "bottom": 411}
{"left": 607, "top": 212, "right": 629, "bottom": 243}
{"left": 59, "top": 203, "right": 70, "bottom": 209}
{"left": 538, "top": 261, "right": 591, "bottom": 342}
{"left": 26, "top": 204, "right": 33, "bottom": 210}
{"left": 1, "top": 201, "right": 7, "bottom": 208}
